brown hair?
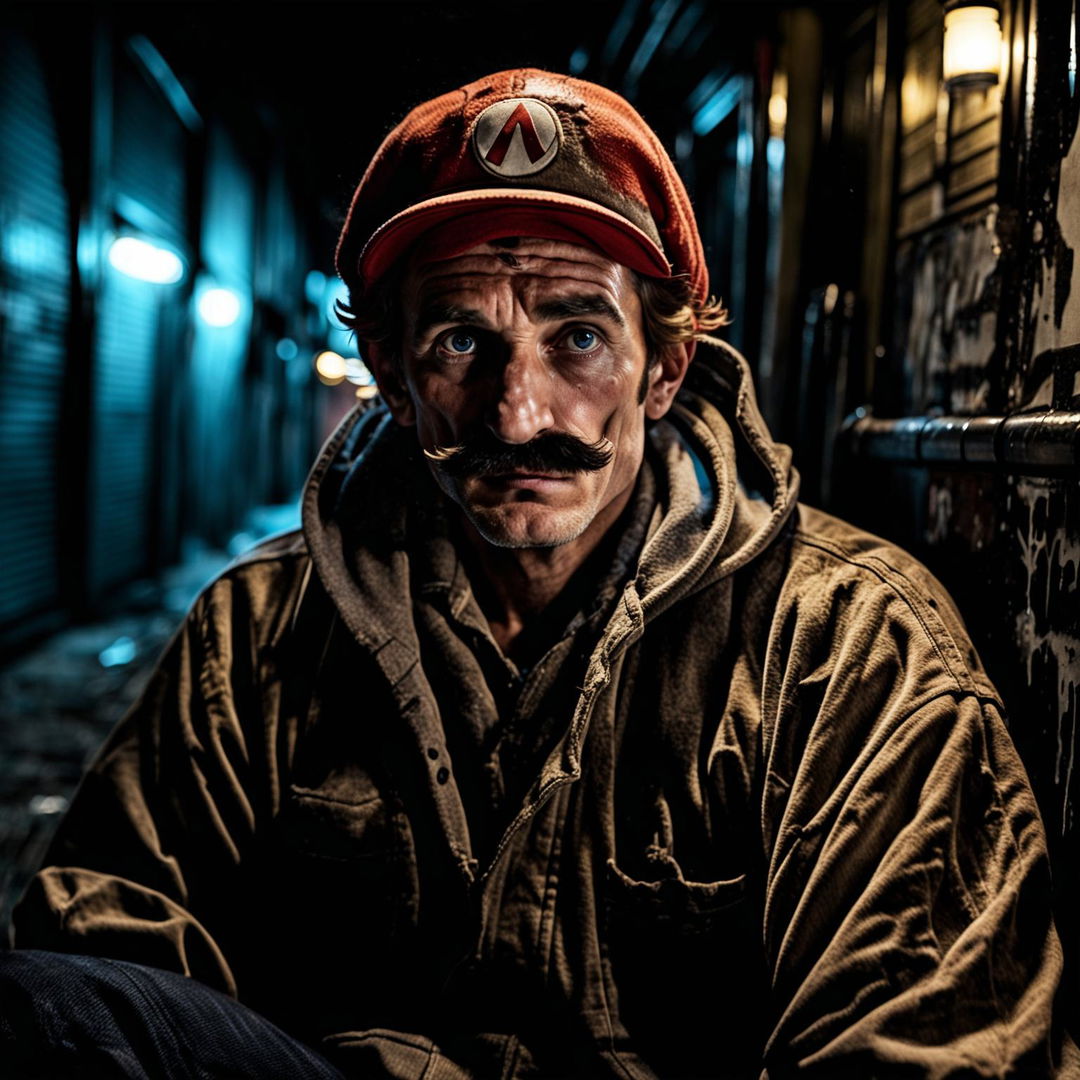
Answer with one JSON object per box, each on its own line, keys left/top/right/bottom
{"left": 632, "top": 273, "right": 730, "bottom": 362}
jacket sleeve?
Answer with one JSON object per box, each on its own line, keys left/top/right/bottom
{"left": 757, "top": 551, "right": 1078, "bottom": 1077}
{"left": 11, "top": 573, "right": 285, "bottom": 998}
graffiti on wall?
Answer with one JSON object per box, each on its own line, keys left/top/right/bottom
{"left": 896, "top": 208, "right": 1002, "bottom": 415}
{"left": 1012, "top": 477, "right": 1080, "bottom": 837}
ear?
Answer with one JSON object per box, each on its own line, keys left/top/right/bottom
{"left": 643, "top": 341, "right": 694, "bottom": 421}
{"left": 366, "top": 341, "right": 416, "bottom": 426}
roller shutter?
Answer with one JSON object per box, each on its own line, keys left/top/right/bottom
{"left": 0, "top": 32, "right": 70, "bottom": 643}
{"left": 87, "top": 55, "right": 187, "bottom": 597}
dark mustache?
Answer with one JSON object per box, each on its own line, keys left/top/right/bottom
{"left": 425, "top": 431, "right": 615, "bottom": 478}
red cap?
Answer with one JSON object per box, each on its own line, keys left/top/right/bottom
{"left": 335, "top": 69, "right": 708, "bottom": 305}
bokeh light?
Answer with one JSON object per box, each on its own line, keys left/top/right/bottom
{"left": 198, "top": 287, "right": 242, "bottom": 327}
{"left": 108, "top": 236, "right": 184, "bottom": 284}
{"left": 315, "top": 350, "right": 347, "bottom": 385}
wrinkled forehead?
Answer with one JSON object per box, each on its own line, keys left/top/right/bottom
{"left": 401, "top": 232, "right": 637, "bottom": 317}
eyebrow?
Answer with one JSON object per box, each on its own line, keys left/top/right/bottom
{"left": 414, "top": 303, "right": 488, "bottom": 336}
{"left": 532, "top": 295, "right": 626, "bottom": 327}
{"left": 413, "top": 293, "right": 627, "bottom": 336}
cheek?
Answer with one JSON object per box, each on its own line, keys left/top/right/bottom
{"left": 553, "top": 366, "right": 640, "bottom": 435}
{"left": 409, "top": 375, "right": 476, "bottom": 442}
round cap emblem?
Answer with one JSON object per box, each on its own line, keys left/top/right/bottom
{"left": 472, "top": 98, "right": 561, "bottom": 178}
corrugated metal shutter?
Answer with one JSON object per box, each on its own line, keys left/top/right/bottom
{"left": 0, "top": 32, "right": 70, "bottom": 640}
{"left": 87, "top": 274, "right": 161, "bottom": 593}
{"left": 87, "top": 54, "right": 187, "bottom": 597}
{"left": 112, "top": 61, "right": 186, "bottom": 250}
{"left": 187, "top": 124, "right": 254, "bottom": 543}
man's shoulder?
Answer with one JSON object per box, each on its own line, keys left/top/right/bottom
{"left": 183, "top": 529, "right": 315, "bottom": 651}
{"left": 790, "top": 503, "right": 939, "bottom": 586}
{"left": 778, "top": 503, "right": 998, "bottom": 701}
{"left": 226, "top": 528, "right": 310, "bottom": 570}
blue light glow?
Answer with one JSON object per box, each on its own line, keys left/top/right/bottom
{"left": 767, "top": 135, "right": 786, "bottom": 172}
{"left": 305, "top": 269, "right": 327, "bottom": 306}
{"left": 692, "top": 77, "right": 741, "bottom": 137}
{"left": 3, "top": 220, "right": 66, "bottom": 275}
{"left": 198, "top": 287, "right": 242, "bottom": 327}
{"left": 108, "top": 236, "right": 184, "bottom": 284}
{"left": 737, "top": 130, "right": 754, "bottom": 168}
{"left": 687, "top": 69, "right": 728, "bottom": 114}
{"left": 276, "top": 337, "right": 299, "bottom": 361}
{"left": 99, "top": 636, "right": 137, "bottom": 668}
{"left": 569, "top": 47, "right": 589, "bottom": 74}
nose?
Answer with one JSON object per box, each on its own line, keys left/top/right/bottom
{"left": 485, "top": 345, "right": 555, "bottom": 444}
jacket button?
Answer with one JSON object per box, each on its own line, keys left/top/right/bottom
{"left": 436, "top": 766, "right": 450, "bottom": 784}
{"left": 427, "top": 747, "right": 440, "bottom": 759}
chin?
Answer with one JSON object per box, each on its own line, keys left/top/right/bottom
{"left": 464, "top": 502, "right": 596, "bottom": 549}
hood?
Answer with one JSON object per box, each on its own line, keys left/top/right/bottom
{"left": 301, "top": 336, "right": 800, "bottom": 662}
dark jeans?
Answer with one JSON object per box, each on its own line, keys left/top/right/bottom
{"left": 0, "top": 949, "right": 347, "bottom": 1079}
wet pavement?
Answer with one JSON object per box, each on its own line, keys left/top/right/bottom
{"left": 0, "top": 505, "right": 300, "bottom": 940}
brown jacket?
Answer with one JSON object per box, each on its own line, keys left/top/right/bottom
{"left": 13, "top": 340, "right": 1077, "bottom": 1077}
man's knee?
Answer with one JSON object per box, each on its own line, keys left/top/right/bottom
{"left": 0, "top": 947, "right": 179, "bottom": 1020}
{"left": 0, "top": 948, "right": 346, "bottom": 1079}
{"left": 0, "top": 949, "right": 169, "bottom": 1077}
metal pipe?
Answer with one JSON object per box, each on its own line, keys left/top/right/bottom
{"left": 843, "top": 410, "right": 1080, "bottom": 474}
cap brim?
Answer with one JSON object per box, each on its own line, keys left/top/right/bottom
{"left": 351, "top": 188, "right": 672, "bottom": 288}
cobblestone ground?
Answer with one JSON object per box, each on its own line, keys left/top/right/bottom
{"left": 0, "top": 545, "right": 234, "bottom": 940}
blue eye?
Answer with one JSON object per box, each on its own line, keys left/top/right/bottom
{"left": 445, "top": 331, "right": 475, "bottom": 354}
{"left": 568, "top": 328, "right": 597, "bottom": 351}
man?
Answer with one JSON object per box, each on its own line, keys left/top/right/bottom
{"left": 2, "top": 69, "right": 1076, "bottom": 1078}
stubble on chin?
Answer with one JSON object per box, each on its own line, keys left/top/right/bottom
{"left": 444, "top": 481, "right": 594, "bottom": 550}
{"left": 466, "top": 507, "right": 595, "bottom": 550}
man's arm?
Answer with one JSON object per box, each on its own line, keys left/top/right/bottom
{"left": 756, "top": 534, "right": 1078, "bottom": 1076}
{"left": 762, "top": 691, "right": 1074, "bottom": 1075}
{"left": 11, "top": 560, "right": 305, "bottom": 998}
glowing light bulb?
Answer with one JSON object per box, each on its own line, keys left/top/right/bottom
{"left": 943, "top": 5, "right": 1002, "bottom": 89}
{"left": 108, "top": 236, "right": 184, "bottom": 284}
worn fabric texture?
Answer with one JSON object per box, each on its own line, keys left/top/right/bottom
{"left": 11, "top": 339, "right": 1078, "bottom": 1078}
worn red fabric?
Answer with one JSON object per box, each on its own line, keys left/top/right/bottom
{"left": 335, "top": 69, "right": 709, "bottom": 304}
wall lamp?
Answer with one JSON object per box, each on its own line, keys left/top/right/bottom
{"left": 107, "top": 235, "right": 184, "bottom": 285}
{"left": 943, "top": 0, "right": 1002, "bottom": 90}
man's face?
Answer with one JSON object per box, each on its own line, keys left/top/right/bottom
{"left": 377, "top": 237, "right": 674, "bottom": 549}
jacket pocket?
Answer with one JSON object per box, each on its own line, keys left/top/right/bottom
{"left": 265, "top": 787, "right": 421, "bottom": 1024}
{"left": 277, "top": 788, "right": 403, "bottom": 871}
{"left": 274, "top": 786, "right": 420, "bottom": 921}
{"left": 602, "top": 852, "right": 768, "bottom": 1078}
{"left": 248, "top": 786, "right": 424, "bottom": 1039}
